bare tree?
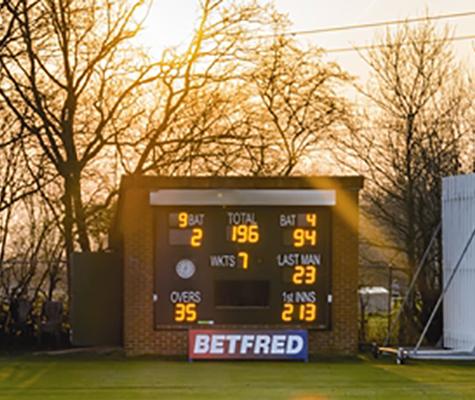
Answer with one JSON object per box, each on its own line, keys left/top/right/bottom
{"left": 0, "top": 0, "right": 159, "bottom": 277}
{"left": 0, "top": 108, "right": 48, "bottom": 312}
{"left": 111, "top": 0, "right": 279, "bottom": 176}
{"left": 339, "top": 21, "right": 473, "bottom": 344}
{"left": 242, "top": 34, "right": 353, "bottom": 176}
{"left": 142, "top": 86, "right": 251, "bottom": 176}
{"left": 123, "top": 9, "right": 353, "bottom": 177}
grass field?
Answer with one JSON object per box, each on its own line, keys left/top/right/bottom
{"left": 1, "top": 354, "right": 475, "bottom": 399}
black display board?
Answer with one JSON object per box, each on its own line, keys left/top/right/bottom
{"left": 154, "top": 200, "right": 332, "bottom": 330}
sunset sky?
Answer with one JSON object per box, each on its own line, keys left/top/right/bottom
{"left": 137, "top": 0, "right": 474, "bottom": 84}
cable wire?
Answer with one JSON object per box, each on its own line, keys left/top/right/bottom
{"left": 256, "top": 10, "right": 475, "bottom": 39}
{"left": 325, "top": 34, "right": 475, "bottom": 54}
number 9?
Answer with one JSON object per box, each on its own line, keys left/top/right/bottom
{"left": 178, "top": 212, "right": 188, "bottom": 228}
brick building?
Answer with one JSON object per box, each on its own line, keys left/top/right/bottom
{"left": 113, "top": 175, "right": 363, "bottom": 357}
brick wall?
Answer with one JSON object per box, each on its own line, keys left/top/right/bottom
{"left": 119, "top": 176, "right": 362, "bottom": 356}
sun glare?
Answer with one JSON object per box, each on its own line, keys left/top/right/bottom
{"left": 135, "top": 0, "right": 200, "bottom": 59}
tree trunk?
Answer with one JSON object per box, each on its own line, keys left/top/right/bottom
{"left": 62, "top": 164, "right": 91, "bottom": 303}
{"left": 71, "top": 171, "right": 90, "bottom": 253}
{"left": 63, "top": 176, "right": 74, "bottom": 301}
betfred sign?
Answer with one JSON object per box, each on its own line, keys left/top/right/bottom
{"left": 188, "top": 330, "right": 308, "bottom": 360}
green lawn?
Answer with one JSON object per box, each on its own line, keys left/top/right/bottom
{"left": 1, "top": 354, "right": 475, "bottom": 399}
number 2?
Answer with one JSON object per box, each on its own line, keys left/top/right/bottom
{"left": 281, "top": 303, "right": 294, "bottom": 322}
{"left": 191, "top": 228, "right": 203, "bottom": 247}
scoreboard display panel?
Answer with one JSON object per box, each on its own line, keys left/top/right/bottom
{"left": 152, "top": 189, "right": 334, "bottom": 330}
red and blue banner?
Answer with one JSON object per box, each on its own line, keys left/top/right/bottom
{"left": 188, "top": 330, "right": 308, "bottom": 361}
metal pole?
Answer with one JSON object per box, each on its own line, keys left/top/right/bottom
{"left": 414, "top": 226, "right": 475, "bottom": 353}
{"left": 384, "top": 222, "right": 441, "bottom": 346}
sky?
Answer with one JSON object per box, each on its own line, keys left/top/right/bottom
{"left": 272, "top": 0, "right": 474, "bottom": 81}
{"left": 137, "top": 0, "right": 474, "bottom": 86}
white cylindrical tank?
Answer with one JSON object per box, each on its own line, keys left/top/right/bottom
{"left": 442, "top": 173, "right": 475, "bottom": 350}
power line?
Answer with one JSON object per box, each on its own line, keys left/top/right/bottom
{"left": 325, "top": 34, "right": 475, "bottom": 54}
{"left": 255, "top": 10, "right": 475, "bottom": 39}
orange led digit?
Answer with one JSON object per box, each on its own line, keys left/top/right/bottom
{"left": 186, "top": 304, "right": 197, "bottom": 322}
{"left": 191, "top": 228, "right": 203, "bottom": 247}
{"left": 178, "top": 212, "right": 188, "bottom": 228}
{"left": 174, "top": 303, "right": 186, "bottom": 322}
{"left": 303, "top": 303, "right": 317, "bottom": 321}
{"left": 306, "top": 213, "right": 317, "bottom": 227}
{"left": 281, "top": 303, "right": 294, "bottom": 322}
{"left": 305, "top": 266, "right": 317, "bottom": 284}
{"left": 248, "top": 225, "right": 259, "bottom": 243}
{"left": 231, "top": 225, "right": 242, "bottom": 242}
{"left": 305, "top": 230, "right": 317, "bottom": 246}
{"left": 237, "top": 225, "right": 247, "bottom": 242}
{"left": 293, "top": 229, "right": 305, "bottom": 247}
{"left": 292, "top": 266, "right": 305, "bottom": 284}
{"left": 238, "top": 251, "right": 249, "bottom": 270}
{"left": 298, "top": 304, "right": 306, "bottom": 320}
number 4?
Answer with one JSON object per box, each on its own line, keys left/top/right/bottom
{"left": 306, "top": 213, "right": 317, "bottom": 227}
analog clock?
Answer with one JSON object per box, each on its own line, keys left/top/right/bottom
{"left": 175, "top": 259, "right": 196, "bottom": 279}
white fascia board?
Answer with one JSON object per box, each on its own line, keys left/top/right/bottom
{"left": 150, "top": 189, "right": 336, "bottom": 206}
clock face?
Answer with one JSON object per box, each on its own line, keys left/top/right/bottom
{"left": 175, "top": 259, "right": 196, "bottom": 279}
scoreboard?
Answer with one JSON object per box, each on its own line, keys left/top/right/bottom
{"left": 152, "top": 189, "right": 334, "bottom": 330}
